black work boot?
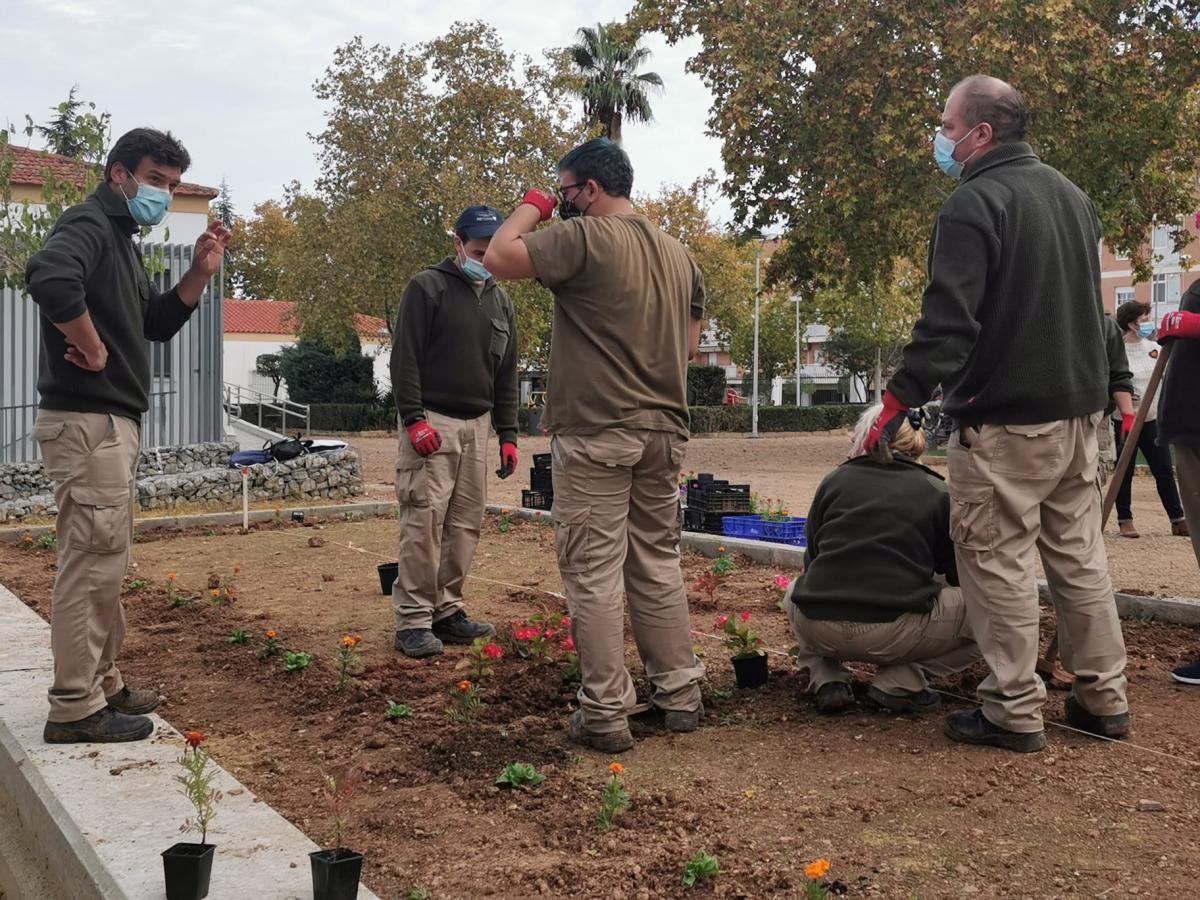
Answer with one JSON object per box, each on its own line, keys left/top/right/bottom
{"left": 868, "top": 685, "right": 942, "bottom": 714}
{"left": 663, "top": 703, "right": 704, "bottom": 733}
{"left": 1064, "top": 695, "right": 1131, "bottom": 739}
{"left": 44, "top": 708, "right": 154, "bottom": 744}
{"left": 943, "top": 708, "right": 1046, "bottom": 753}
{"left": 567, "top": 710, "right": 634, "bottom": 753}
{"left": 106, "top": 686, "right": 160, "bottom": 716}
{"left": 814, "top": 681, "right": 855, "bottom": 715}
{"left": 394, "top": 628, "right": 444, "bottom": 659}
{"left": 432, "top": 610, "right": 496, "bottom": 644}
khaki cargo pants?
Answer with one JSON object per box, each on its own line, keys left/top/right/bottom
{"left": 1174, "top": 445, "right": 1200, "bottom": 565}
{"left": 33, "top": 411, "right": 140, "bottom": 723}
{"left": 551, "top": 429, "right": 705, "bottom": 734}
{"left": 948, "top": 415, "right": 1128, "bottom": 733}
{"left": 392, "top": 410, "right": 491, "bottom": 631}
{"left": 786, "top": 584, "right": 979, "bottom": 695}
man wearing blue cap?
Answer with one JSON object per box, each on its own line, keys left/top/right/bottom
{"left": 389, "top": 205, "right": 519, "bottom": 658}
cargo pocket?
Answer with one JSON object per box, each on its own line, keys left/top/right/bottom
{"left": 992, "top": 421, "right": 1064, "bottom": 478}
{"left": 66, "top": 484, "right": 131, "bottom": 554}
{"left": 553, "top": 502, "right": 590, "bottom": 575}
{"left": 394, "top": 460, "right": 429, "bottom": 508}
{"left": 489, "top": 318, "right": 510, "bottom": 361}
{"left": 949, "top": 484, "right": 995, "bottom": 552}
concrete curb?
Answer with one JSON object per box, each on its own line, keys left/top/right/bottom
{"left": 0, "top": 585, "right": 381, "bottom": 900}
{"left": 491, "top": 504, "right": 1200, "bottom": 628}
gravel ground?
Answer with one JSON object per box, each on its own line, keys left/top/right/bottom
{"left": 333, "top": 431, "right": 1199, "bottom": 599}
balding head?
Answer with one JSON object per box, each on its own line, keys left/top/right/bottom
{"left": 950, "top": 75, "right": 1029, "bottom": 144}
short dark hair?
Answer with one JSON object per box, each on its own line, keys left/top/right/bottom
{"left": 956, "top": 76, "right": 1030, "bottom": 144}
{"left": 104, "top": 128, "right": 191, "bottom": 181}
{"left": 557, "top": 138, "right": 633, "bottom": 199}
{"left": 1116, "top": 299, "right": 1151, "bottom": 332}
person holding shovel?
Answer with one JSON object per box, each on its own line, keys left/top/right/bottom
{"left": 1154, "top": 280, "right": 1200, "bottom": 684}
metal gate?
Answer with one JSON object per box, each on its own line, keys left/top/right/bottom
{"left": 0, "top": 243, "right": 224, "bottom": 462}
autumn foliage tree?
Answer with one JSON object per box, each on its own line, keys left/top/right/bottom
{"left": 634, "top": 0, "right": 1200, "bottom": 287}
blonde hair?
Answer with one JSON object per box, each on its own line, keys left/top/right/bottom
{"left": 848, "top": 403, "right": 926, "bottom": 460}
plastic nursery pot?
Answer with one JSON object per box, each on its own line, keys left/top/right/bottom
{"left": 377, "top": 562, "right": 399, "bottom": 596}
{"left": 731, "top": 652, "right": 769, "bottom": 689}
{"left": 310, "top": 847, "right": 364, "bottom": 900}
{"left": 162, "top": 842, "right": 215, "bottom": 900}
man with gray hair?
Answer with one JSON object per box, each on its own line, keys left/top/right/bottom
{"left": 863, "top": 75, "right": 1129, "bottom": 753}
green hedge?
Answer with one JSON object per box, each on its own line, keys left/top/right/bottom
{"left": 309, "top": 403, "right": 397, "bottom": 432}
{"left": 688, "top": 404, "right": 865, "bottom": 434}
{"left": 687, "top": 365, "right": 727, "bottom": 406}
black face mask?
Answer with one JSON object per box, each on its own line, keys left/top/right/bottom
{"left": 558, "top": 182, "right": 592, "bottom": 220}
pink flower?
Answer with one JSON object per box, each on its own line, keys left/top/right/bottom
{"left": 715, "top": 615, "right": 729, "bottom": 628}
{"left": 544, "top": 628, "right": 557, "bottom": 640}
{"left": 561, "top": 636, "right": 575, "bottom": 652}
{"left": 740, "top": 611, "right": 751, "bottom": 622}
{"left": 514, "top": 628, "right": 534, "bottom": 642}
{"left": 774, "top": 575, "right": 790, "bottom": 590}
{"left": 483, "top": 643, "right": 503, "bottom": 660}
{"left": 560, "top": 616, "right": 570, "bottom": 629}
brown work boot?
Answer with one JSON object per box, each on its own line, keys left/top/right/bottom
{"left": 1172, "top": 520, "right": 1191, "bottom": 538}
{"left": 106, "top": 686, "right": 160, "bottom": 716}
{"left": 1118, "top": 520, "right": 1140, "bottom": 538}
{"left": 44, "top": 708, "right": 154, "bottom": 744}
{"left": 567, "top": 710, "right": 634, "bottom": 753}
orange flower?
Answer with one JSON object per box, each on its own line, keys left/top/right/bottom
{"left": 457, "top": 680, "right": 472, "bottom": 692}
{"left": 608, "top": 762, "right": 624, "bottom": 775}
{"left": 184, "top": 730, "right": 205, "bottom": 748}
{"left": 501, "top": 507, "right": 510, "bottom": 514}
{"left": 804, "top": 859, "right": 831, "bottom": 880}
{"left": 266, "top": 629, "right": 278, "bottom": 639}
{"left": 717, "top": 546, "right": 726, "bottom": 553}
{"left": 210, "top": 589, "right": 221, "bottom": 598}
{"left": 167, "top": 572, "right": 178, "bottom": 581}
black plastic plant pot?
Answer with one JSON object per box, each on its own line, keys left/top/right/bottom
{"left": 377, "top": 562, "right": 399, "bottom": 596}
{"left": 732, "top": 652, "right": 769, "bottom": 689}
{"left": 310, "top": 848, "right": 364, "bottom": 900}
{"left": 162, "top": 842, "right": 215, "bottom": 900}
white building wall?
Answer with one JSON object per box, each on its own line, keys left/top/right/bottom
{"left": 223, "top": 337, "right": 392, "bottom": 401}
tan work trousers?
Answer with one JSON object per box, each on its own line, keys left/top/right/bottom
{"left": 551, "top": 429, "right": 705, "bottom": 734}
{"left": 33, "top": 411, "right": 139, "bottom": 723}
{"left": 948, "top": 415, "right": 1128, "bottom": 733}
{"left": 1173, "top": 445, "right": 1200, "bottom": 565}
{"left": 786, "top": 584, "right": 979, "bottom": 695}
{"left": 392, "top": 410, "right": 491, "bottom": 631}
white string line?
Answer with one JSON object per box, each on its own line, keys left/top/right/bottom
{"left": 275, "top": 531, "right": 1200, "bottom": 768}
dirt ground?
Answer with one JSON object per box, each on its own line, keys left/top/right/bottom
{"left": 344, "top": 432, "right": 1200, "bottom": 599}
{"left": 3, "top": 517, "right": 1200, "bottom": 899}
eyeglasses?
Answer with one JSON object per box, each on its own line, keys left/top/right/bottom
{"left": 557, "top": 181, "right": 587, "bottom": 202}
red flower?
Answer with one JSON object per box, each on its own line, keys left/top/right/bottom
{"left": 483, "top": 643, "right": 503, "bottom": 660}
{"left": 560, "top": 616, "right": 571, "bottom": 629}
{"left": 715, "top": 615, "right": 729, "bottom": 628}
{"left": 184, "top": 730, "right": 205, "bottom": 748}
{"left": 740, "top": 611, "right": 751, "bottom": 622}
{"left": 544, "top": 628, "right": 557, "bottom": 640}
{"left": 561, "top": 636, "right": 576, "bottom": 652}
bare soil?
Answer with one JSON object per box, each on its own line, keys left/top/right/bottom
{"left": 3, "top": 516, "right": 1199, "bottom": 899}
{"left": 346, "top": 432, "right": 1200, "bottom": 599}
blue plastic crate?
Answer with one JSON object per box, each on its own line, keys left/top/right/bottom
{"left": 722, "top": 515, "right": 765, "bottom": 539}
{"left": 761, "top": 516, "right": 806, "bottom": 541}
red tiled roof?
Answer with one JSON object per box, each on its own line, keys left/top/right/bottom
{"left": 224, "top": 299, "right": 388, "bottom": 339}
{"left": 3, "top": 144, "right": 218, "bottom": 198}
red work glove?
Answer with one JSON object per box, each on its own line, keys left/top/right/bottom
{"left": 521, "top": 189, "right": 557, "bottom": 222}
{"left": 863, "top": 390, "right": 909, "bottom": 463}
{"left": 497, "top": 442, "right": 518, "bottom": 479}
{"left": 406, "top": 420, "right": 442, "bottom": 457}
{"left": 1120, "top": 413, "right": 1136, "bottom": 440}
{"left": 1158, "top": 310, "right": 1200, "bottom": 342}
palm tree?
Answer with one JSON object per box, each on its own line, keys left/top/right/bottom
{"left": 568, "top": 23, "right": 664, "bottom": 144}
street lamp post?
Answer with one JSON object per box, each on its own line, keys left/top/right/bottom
{"left": 752, "top": 244, "right": 761, "bottom": 438}
{"left": 793, "top": 295, "right": 801, "bottom": 408}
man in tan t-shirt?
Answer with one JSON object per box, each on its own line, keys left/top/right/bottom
{"left": 485, "top": 138, "right": 706, "bottom": 753}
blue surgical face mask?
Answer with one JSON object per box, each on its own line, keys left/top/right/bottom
{"left": 123, "top": 174, "right": 172, "bottom": 226}
{"left": 1138, "top": 322, "right": 1154, "bottom": 339}
{"left": 933, "top": 124, "right": 982, "bottom": 179}
{"left": 460, "top": 256, "right": 491, "bottom": 282}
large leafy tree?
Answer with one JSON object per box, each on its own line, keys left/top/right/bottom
{"left": 634, "top": 0, "right": 1200, "bottom": 285}
{"left": 225, "top": 199, "right": 295, "bottom": 299}
{"left": 568, "top": 22, "right": 664, "bottom": 143}
{"left": 729, "top": 290, "right": 799, "bottom": 399}
{"left": 279, "top": 24, "right": 584, "bottom": 364}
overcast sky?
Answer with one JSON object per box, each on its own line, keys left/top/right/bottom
{"left": 2, "top": 0, "right": 730, "bottom": 221}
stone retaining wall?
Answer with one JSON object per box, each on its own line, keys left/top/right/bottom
{"left": 0, "top": 442, "right": 363, "bottom": 521}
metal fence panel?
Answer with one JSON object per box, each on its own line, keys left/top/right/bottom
{"left": 0, "top": 243, "right": 224, "bottom": 463}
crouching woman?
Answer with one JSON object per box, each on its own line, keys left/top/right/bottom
{"left": 784, "top": 405, "right": 980, "bottom": 714}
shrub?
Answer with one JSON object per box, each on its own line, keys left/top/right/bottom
{"left": 687, "top": 403, "right": 864, "bottom": 434}
{"left": 278, "top": 337, "right": 376, "bottom": 404}
{"left": 687, "top": 365, "right": 727, "bottom": 406}
{"left": 308, "top": 403, "right": 396, "bottom": 432}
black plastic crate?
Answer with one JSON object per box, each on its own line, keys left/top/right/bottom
{"left": 522, "top": 489, "right": 554, "bottom": 511}
{"left": 684, "top": 507, "right": 727, "bottom": 535}
{"left": 688, "top": 482, "right": 751, "bottom": 514}
{"left": 532, "top": 453, "right": 552, "bottom": 470}
{"left": 529, "top": 468, "right": 554, "bottom": 493}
